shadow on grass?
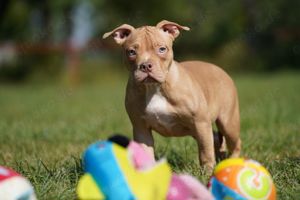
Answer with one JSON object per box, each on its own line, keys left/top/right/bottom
{"left": 165, "top": 149, "right": 187, "bottom": 170}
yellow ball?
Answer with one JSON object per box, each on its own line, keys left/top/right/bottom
{"left": 209, "top": 158, "right": 276, "bottom": 200}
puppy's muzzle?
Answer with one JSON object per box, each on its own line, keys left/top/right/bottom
{"left": 139, "top": 62, "right": 153, "bottom": 73}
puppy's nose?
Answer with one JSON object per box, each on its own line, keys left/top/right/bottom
{"left": 139, "top": 62, "right": 152, "bottom": 72}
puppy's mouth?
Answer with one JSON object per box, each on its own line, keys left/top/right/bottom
{"left": 135, "top": 71, "right": 163, "bottom": 84}
{"left": 143, "top": 76, "right": 158, "bottom": 83}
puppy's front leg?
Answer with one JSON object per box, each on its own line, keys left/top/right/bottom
{"left": 194, "top": 121, "right": 216, "bottom": 170}
{"left": 133, "top": 126, "right": 155, "bottom": 161}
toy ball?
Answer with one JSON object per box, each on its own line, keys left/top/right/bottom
{"left": 0, "top": 166, "right": 37, "bottom": 200}
{"left": 209, "top": 158, "right": 276, "bottom": 200}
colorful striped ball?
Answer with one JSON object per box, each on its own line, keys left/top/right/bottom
{"left": 209, "top": 158, "right": 276, "bottom": 200}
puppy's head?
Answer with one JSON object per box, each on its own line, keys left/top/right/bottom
{"left": 103, "top": 20, "right": 190, "bottom": 84}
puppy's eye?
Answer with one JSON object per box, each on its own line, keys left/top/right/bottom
{"left": 158, "top": 46, "right": 167, "bottom": 54}
{"left": 127, "top": 49, "right": 136, "bottom": 57}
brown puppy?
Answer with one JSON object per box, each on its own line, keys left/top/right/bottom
{"left": 103, "top": 20, "right": 241, "bottom": 169}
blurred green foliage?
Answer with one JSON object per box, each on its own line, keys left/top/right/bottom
{"left": 0, "top": 0, "right": 299, "bottom": 81}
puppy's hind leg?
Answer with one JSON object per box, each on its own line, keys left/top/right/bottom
{"left": 213, "top": 130, "right": 227, "bottom": 162}
{"left": 216, "top": 104, "right": 241, "bottom": 158}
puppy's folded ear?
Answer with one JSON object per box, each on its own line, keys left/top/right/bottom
{"left": 102, "top": 24, "right": 135, "bottom": 45}
{"left": 156, "top": 20, "right": 190, "bottom": 40}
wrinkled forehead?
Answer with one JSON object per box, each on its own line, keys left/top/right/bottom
{"left": 124, "top": 26, "right": 172, "bottom": 49}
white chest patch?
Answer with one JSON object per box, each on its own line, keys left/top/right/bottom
{"left": 145, "top": 87, "right": 169, "bottom": 115}
{"left": 143, "top": 85, "right": 189, "bottom": 136}
{"left": 144, "top": 85, "right": 176, "bottom": 132}
{"left": 146, "top": 92, "right": 168, "bottom": 114}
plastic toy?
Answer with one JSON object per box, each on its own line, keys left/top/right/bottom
{"left": 0, "top": 166, "right": 36, "bottom": 200}
{"left": 77, "top": 134, "right": 213, "bottom": 200}
{"left": 208, "top": 158, "right": 276, "bottom": 200}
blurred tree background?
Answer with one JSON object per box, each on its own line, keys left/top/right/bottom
{"left": 0, "top": 0, "right": 299, "bottom": 82}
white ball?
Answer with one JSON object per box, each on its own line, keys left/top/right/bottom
{"left": 0, "top": 166, "right": 37, "bottom": 200}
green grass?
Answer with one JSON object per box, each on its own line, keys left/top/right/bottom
{"left": 0, "top": 71, "right": 299, "bottom": 199}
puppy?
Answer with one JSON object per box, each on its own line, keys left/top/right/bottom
{"left": 103, "top": 20, "right": 241, "bottom": 169}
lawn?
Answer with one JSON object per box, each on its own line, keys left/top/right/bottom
{"left": 0, "top": 70, "right": 299, "bottom": 199}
